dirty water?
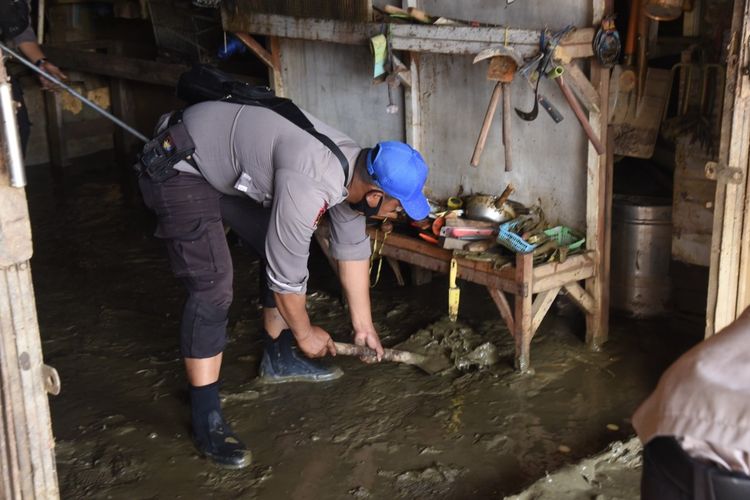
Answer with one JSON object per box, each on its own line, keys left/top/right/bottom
{"left": 25, "top": 154, "right": 699, "bottom": 499}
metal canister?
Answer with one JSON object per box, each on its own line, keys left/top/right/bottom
{"left": 644, "top": 0, "right": 685, "bottom": 21}
{"left": 611, "top": 195, "right": 673, "bottom": 317}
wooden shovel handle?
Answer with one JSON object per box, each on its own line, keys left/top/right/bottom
{"left": 502, "top": 83, "right": 512, "bottom": 172}
{"left": 471, "top": 82, "right": 503, "bottom": 167}
{"left": 624, "top": 0, "right": 641, "bottom": 63}
{"left": 333, "top": 342, "right": 424, "bottom": 365}
{"left": 555, "top": 76, "right": 605, "bottom": 155}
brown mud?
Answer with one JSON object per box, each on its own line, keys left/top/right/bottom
{"left": 26, "top": 154, "right": 699, "bottom": 499}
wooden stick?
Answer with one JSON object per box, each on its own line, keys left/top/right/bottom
{"left": 333, "top": 342, "right": 425, "bottom": 365}
{"left": 471, "top": 81, "right": 502, "bottom": 166}
{"left": 502, "top": 82, "right": 512, "bottom": 171}
{"left": 554, "top": 75, "right": 605, "bottom": 154}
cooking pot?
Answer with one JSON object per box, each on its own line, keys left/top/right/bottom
{"left": 464, "top": 194, "right": 523, "bottom": 224}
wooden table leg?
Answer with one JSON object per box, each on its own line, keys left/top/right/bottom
{"left": 386, "top": 257, "right": 406, "bottom": 286}
{"left": 514, "top": 253, "right": 533, "bottom": 372}
{"left": 487, "top": 286, "right": 514, "bottom": 336}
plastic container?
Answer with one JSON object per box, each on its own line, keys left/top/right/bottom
{"left": 543, "top": 226, "right": 585, "bottom": 251}
{"left": 497, "top": 218, "right": 537, "bottom": 254}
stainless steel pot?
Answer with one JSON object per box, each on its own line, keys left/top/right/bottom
{"left": 464, "top": 194, "right": 522, "bottom": 223}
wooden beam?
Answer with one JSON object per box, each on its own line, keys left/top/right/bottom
{"left": 403, "top": 51, "right": 421, "bottom": 152}
{"left": 487, "top": 287, "right": 515, "bottom": 335}
{"left": 563, "top": 282, "right": 595, "bottom": 315}
{"left": 708, "top": 0, "right": 750, "bottom": 335}
{"left": 269, "top": 36, "right": 286, "bottom": 98}
{"left": 531, "top": 287, "right": 561, "bottom": 334}
{"left": 532, "top": 253, "right": 596, "bottom": 292}
{"left": 706, "top": 3, "right": 740, "bottom": 336}
{"left": 223, "top": 13, "right": 595, "bottom": 59}
{"left": 234, "top": 32, "right": 276, "bottom": 70}
{"left": 42, "top": 46, "right": 189, "bottom": 86}
{"left": 391, "top": 53, "right": 412, "bottom": 89}
{"left": 584, "top": 0, "right": 611, "bottom": 350}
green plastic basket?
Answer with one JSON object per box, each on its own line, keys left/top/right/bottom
{"left": 543, "top": 226, "right": 585, "bottom": 251}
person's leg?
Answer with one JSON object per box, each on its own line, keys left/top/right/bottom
{"left": 139, "top": 172, "right": 250, "bottom": 468}
{"left": 219, "top": 195, "right": 342, "bottom": 383}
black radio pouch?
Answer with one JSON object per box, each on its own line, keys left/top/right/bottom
{"left": 137, "top": 121, "right": 196, "bottom": 182}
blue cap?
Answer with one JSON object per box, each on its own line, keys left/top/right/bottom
{"left": 366, "top": 141, "right": 430, "bottom": 220}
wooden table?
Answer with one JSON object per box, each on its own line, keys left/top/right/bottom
{"left": 316, "top": 222, "right": 598, "bottom": 372}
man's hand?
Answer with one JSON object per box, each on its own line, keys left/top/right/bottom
{"left": 354, "top": 327, "right": 384, "bottom": 362}
{"left": 38, "top": 61, "right": 67, "bottom": 91}
{"left": 295, "top": 325, "right": 336, "bottom": 358}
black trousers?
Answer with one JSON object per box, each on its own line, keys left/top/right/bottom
{"left": 642, "top": 437, "right": 750, "bottom": 500}
{"left": 139, "top": 171, "right": 275, "bottom": 358}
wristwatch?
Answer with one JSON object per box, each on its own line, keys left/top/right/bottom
{"left": 34, "top": 58, "right": 48, "bottom": 68}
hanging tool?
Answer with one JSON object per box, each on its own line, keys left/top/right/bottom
{"left": 333, "top": 342, "right": 452, "bottom": 374}
{"left": 515, "top": 26, "right": 575, "bottom": 122}
{"left": 548, "top": 67, "right": 605, "bottom": 154}
{"left": 593, "top": 15, "right": 621, "bottom": 68}
{"left": 448, "top": 258, "right": 460, "bottom": 322}
{"left": 516, "top": 54, "right": 564, "bottom": 123}
{"left": 0, "top": 41, "right": 148, "bottom": 143}
{"left": 471, "top": 45, "right": 523, "bottom": 170}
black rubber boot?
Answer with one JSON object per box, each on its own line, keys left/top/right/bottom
{"left": 190, "top": 382, "right": 251, "bottom": 469}
{"left": 258, "top": 329, "right": 343, "bottom": 384}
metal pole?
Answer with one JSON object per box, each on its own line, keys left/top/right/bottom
{"left": 0, "top": 81, "right": 26, "bottom": 187}
{"left": 0, "top": 41, "right": 149, "bottom": 143}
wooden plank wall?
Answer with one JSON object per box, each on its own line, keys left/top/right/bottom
{"left": 231, "top": 0, "right": 372, "bottom": 22}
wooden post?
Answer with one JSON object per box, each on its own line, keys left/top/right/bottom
{"left": 706, "top": 0, "right": 750, "bottom": 336}
{"left": 514, "top": 252, "right": 533, "bottom": 372}
{"left": 110, "top": 41, "right": 141, "bottom": 204}
{"left": 403, "top": 0, "right": 423, "bottom": 152}
{"left": 0, "top": 59, "right": 60, "bottom": 499}
{"left": 43, "top": 90, "right": 67, "bottom": 189}
{"left": 584, "top": 0, "right": 612, "bottom": 350}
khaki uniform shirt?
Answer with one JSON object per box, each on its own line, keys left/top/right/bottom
{"left": 173, "top": 101, "right": 370, "bottom": 294}
{"left": 632, "top": 308, "right": 750, "bottom": 474}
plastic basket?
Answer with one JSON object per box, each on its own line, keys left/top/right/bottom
{"left": 543, "top": 226, "right": 585, "bottom": 251}
{"left": 497, "top": 218, "right": 537, "bottom": 254}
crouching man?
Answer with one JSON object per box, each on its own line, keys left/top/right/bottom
{"left": 137, "top": 98, "right": 430, "bottom": 468}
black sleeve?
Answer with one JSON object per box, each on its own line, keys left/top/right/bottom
{"left": 0, "top": 0, "right": 30, "bottom": 40}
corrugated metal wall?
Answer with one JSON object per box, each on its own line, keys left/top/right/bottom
{"left": 279, "top": 0, "right": 594, "bottom": 229}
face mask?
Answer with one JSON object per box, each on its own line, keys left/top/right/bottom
{"left": 350, "top": 192, "right": 383, "bottom": 217}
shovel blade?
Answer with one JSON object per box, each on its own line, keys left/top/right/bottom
{"left": 610, "top": 67, "right": 671, "bottom": 158}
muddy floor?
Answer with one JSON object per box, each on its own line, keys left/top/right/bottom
{"left": 25, "top": 153, "right": 700, "bottom": 499}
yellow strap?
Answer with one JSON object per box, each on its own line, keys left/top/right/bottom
{"left": 370, "top": 218, "right": 391, "bottom": 287}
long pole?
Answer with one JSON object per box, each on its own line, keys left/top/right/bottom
{"left": 0, "top": 41, "right": 149, "bottom": 143}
